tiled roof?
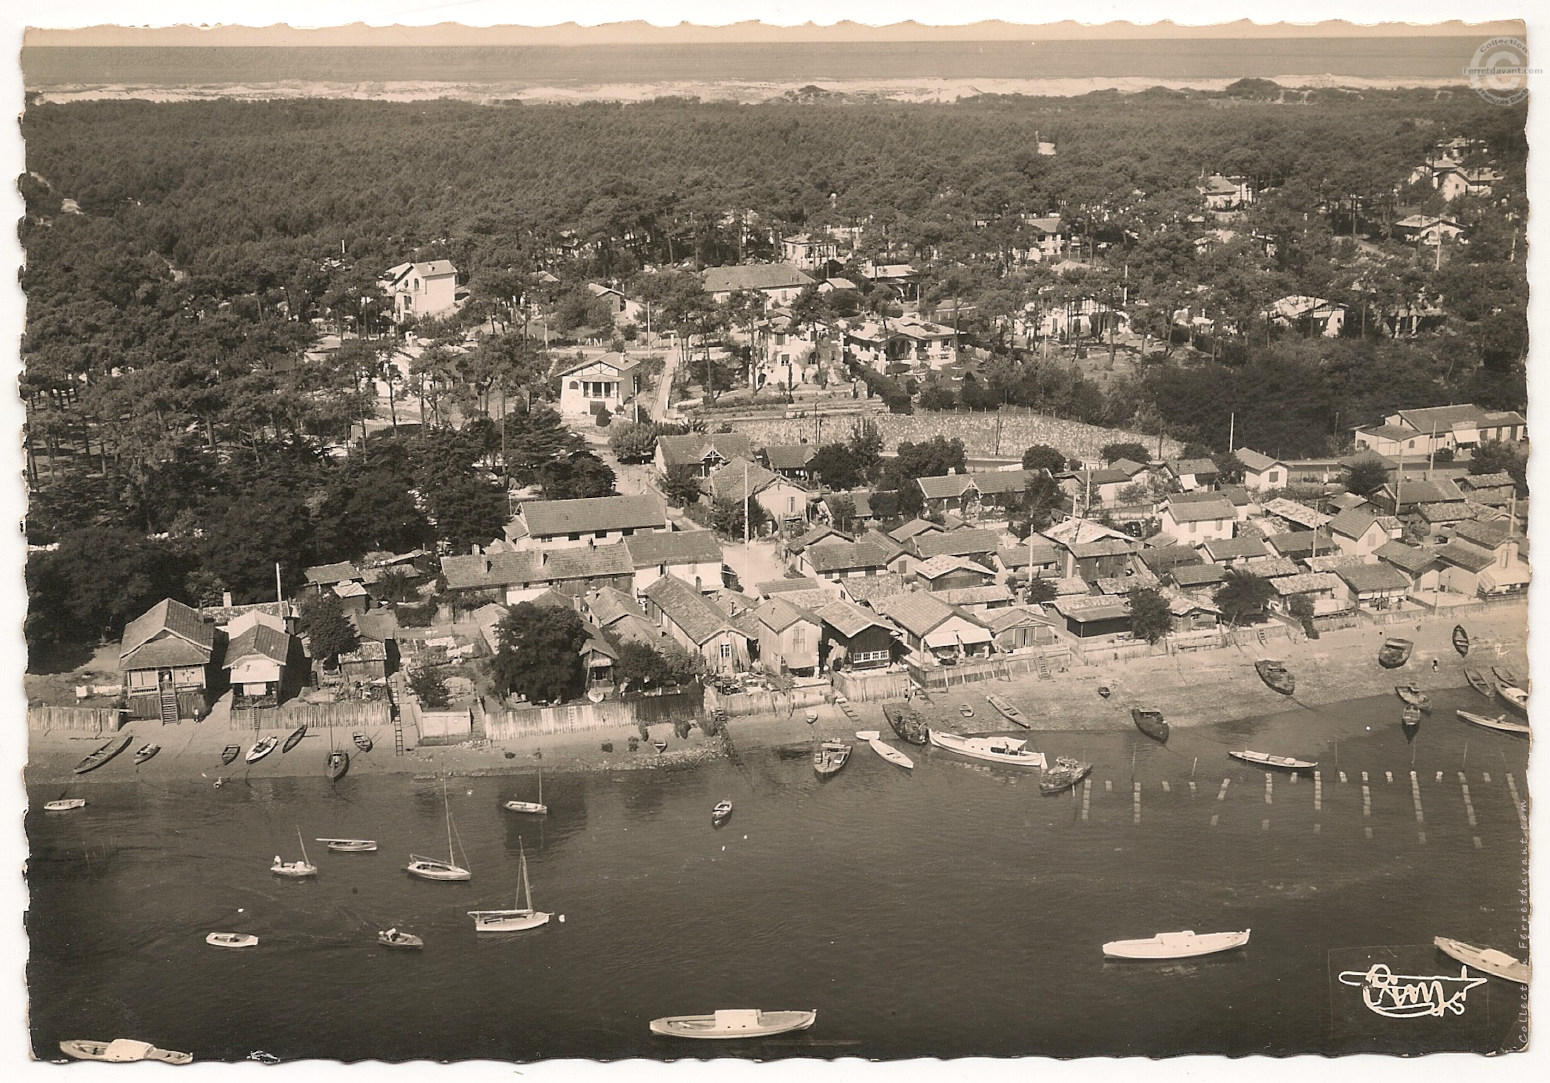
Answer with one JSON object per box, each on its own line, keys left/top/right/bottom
{"left": 624, "top": 529, "right": 723, "bottom": 568}
{"left": 1262, "top": 498, "right": 1331, "bottom": 529}
{"left": 1240, "top": 556, "right": 1299, "bottom": 579}
{"left": 1336, "top": 563, "right": 1411, "bottom": 593}
{"left": 305, "top": 561, "right": 362, "bottom": 586}
{"left": 878, "top": 591, "right": 965, "bottom": 637}
{"left": 998, "top": 542, "right": 1060, "bottom": 569}
{"left": 521, "top": 494, "right": 666, "bottom": 538}
{"left": 787, "top": 525, "right": 851, "bottom": 554}
{"left": 838, "top": 573, "right": 908, "bottom": 606}
{"left": 537, "top": 543, "right": 633, "bottom": 581}
{"left": 657, "top": 433, "right": 753, "bottom": 468}
{"left": 1265, "top": 531, "right": 1333, "bottom": 558}
{"left": 808, "top": 541, "right": 892, "bottom": 574}
{"left": 1139, "top": 543, "right": 1205, "bottom": 573}
{"left": 752, "top": 596, "right": 820, "bottom": 633}
{"left": 1450, "top": 519, "right": 1511, "bottom": 549}
{"left": 1050, "top": 576, "right": 1093, "bottom": 596}
{"left": 644, "top": 574, "right": 748, "bottom": 646}
{"left": 441, "top": 543, "right": 632, "bottom": 591}
{"left": 708, "top": 458, "right": 790, "bottom": 502}
{"left": 1171, "top": 563, "right": 1228, "bottom": 588}
{"left": 970, "top": 470, "right": 1033, "bottom": 496}
{"left": 1434, "top": 542, "right": 1496, "bottom": 573}
{"left": 918, "top": 474, "right": 976, "bottom": 500}
{"left": 915, "top": 554, "right": 994, "bottom": 581}
{"left": 1328, "top": 507, "right": 1380, "bottom": 539}
{"left": 891, "top": 518, "right": 945, "bottom": 542}
{"left": 553, "top": 352, "right": 637, "bottom": 379}
{"left": 1270, "top": 572, "right": 1345, "bottom": 596}
{"left": 1418, "top": 502, "right": 1473, "bottom": 523}
{"left": 858, "top": 529, "right": 907, "bottom": 561}
{"left": 586, "top": 587, "right": 645, "bottom": 626}
{"left": 1095, "top": 570, "right": 1161, "bottom": 595}
{"left": 827, "top": 490, "right": 874, "bottom": 519}
{"left": 985, "top": 605, "right": 1057, "bottom": 634}
{"left": 1051, "top": 595, "right": 1132, "bottom": 621}
{"left": 1042, "top": 517, "right": 1131, "bottom": 548}
{"left": 1202, "top": 536, "right": 1268, "bottom": 562}
{"left": 1235, "top": 448, "right": 1281, "bottom": 473}
{"left": 226, "top": 623, "right": 292, "bottom": 666}
{"left": 1374, "top": 540, "right": 1442, "bottom": 574}
{"left": 1396, "top": 403, "right": 1505, "bottom": 433}
{"left": 1166, "top": 498, "right": 1237, "bottom": 524}
{"left": 759, "top": 576, "right": 824, "bottom": 596}
{"left": 815, "top": 597, "right": 898, "bottom": 640}
{"left": 1384, "top": 478, "right": 1464, "bottom": 506}
{"left": 764, "top": 444, "right": 816, "bottom": 471}
{"left": 937, "top": 585, "right": 1014, "bottom": 607}
{"left": 702, "top": 263, "right": 815, "bottom": 294}
{"left": 1460, "top": 471, "right": 1514, "bottom": 489}
{"left": 912, "top": 528, "right": 1002, "bottom": 560}
{"left": 121, "top": 599, "right": 216, "bottom": 668}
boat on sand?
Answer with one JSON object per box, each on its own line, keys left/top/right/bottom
{"left": 1452, "top": 625, "right": 1470, "bottom": 657}
{"left": 282, "top": 725, "right": 307, "bottom": 753}
{"left": 326, "top": 750, "right": 350, "bottom": 781}
{"left": 928, "top": 729, "right": 1045, "bottom": 768}
{"left": 59, "top": 1039, "right": 192, "bottom": 1065}
{"left": 1464, "top": 668, "right": 1495, "bottom": 698}
{"left": 1131, "top": 708, "right": 1168, "bottom": 742}
{"left": 986, "top": 693, "right": 1028, "bottom": 727}
{"left": 1433, "top": 937, "right": 1530, "bottom": 984}
{"left": 1229, "top": 749, "right": 1316, "bottom": 770}
{"left": 1255, "top": 659, "right": 1295, "bottom": 696}
{"left": 649, "top": 1009, "right": 817, "bottom": 1039}
{"left": 1455, "top": 709, "right": 1530, "bottom": 735}
{"left": 1378, "top": 638, "right": 1413, "bottom": 669}
{"left": 1496, "top": 684, "right": 1529, "bottom": 715}
{"left": 866, "top": 737, "right": 914, "bottom": 769}
{"left": 220, "top": 744, "right": 241, "bottom": 766}
{"left": 353, "top": 732, "right": 373, "bottom": 752}
{"left": 133, "top": 743, "right": 160, "bottom": 764}
{"left": 882, "top": 703, "right": 929, "bottom": 745}
{"left": 74, "top": 735, "right": 133, "bottom": 775}
{"left": 1103, "top": 929, "right": 1250, "bottom": 960}
{"left": 245, "top": 737, "right": 278, "bottom": 764}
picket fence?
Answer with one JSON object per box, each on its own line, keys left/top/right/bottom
{"left": 27, "top": 704, "right": 125, "bottom": 735}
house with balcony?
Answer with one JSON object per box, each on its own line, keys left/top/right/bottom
{"left": 225, "top": 621, "right": 298, "bottom": 709}
{"left": 641, "top": 574, "right": 753, "bottom": 674}
{"left": 878, "top": 591, "right": 992, "bottom": 664}
{"left": 780, "top": 233, "right": 840, "bottom": 272}
{"left": 1197, "top": 173, "right": 1254, "bottom": 211}
{"left": 555, "top": 354, "right": 641, "bottom": 420}
{"left": 120, "top": 599, "right": 221, "bottom": 723}
{"left": 815, "top": 598, "right": 899, "bottom": 672}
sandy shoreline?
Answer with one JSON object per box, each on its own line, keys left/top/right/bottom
{"left": 28, "top": 75, "right": 1473, "bottom": 106}
{"left": 26, "top": 602, "right": 1526, "bottom": 792}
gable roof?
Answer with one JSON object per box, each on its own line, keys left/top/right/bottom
{"left": 1328, "top": 507, "right": 1382, "bottom": 539}
{"left": 938, "top": 585, "right": 1016, "bottom": 607}
{"left": 120, "top": 599, "right": 216, "bottom": 668}
{"left": 1264, "top": 531, "right": 1333, "bottom": 558}
{"left": 554, "top": 352, "right": 639, "bottom": 379}
{"left": 1450, "top": 518, "right": 1512, "bottom": 549}
{"left": 838, "top": 572, "right": 909, "bottom": 607}
{"left": 708, "top": 458, "right": 792, "bottom": 503}
{"left": 1234, "top": 448, "right": 1282, "bottom": 473}
{"left": 657, "top": 433, "right": 753, "bottom": 469}
{"left": 1434, "top": 541, "right": 1496, "bottom": 573}
{"left": 914, "top": 554, "right": 996, "bottom": 582}
{"left": 702, "top": 263, "right": 815, "bottom": 294}
{"left": 305, "top": 561, "right": 362, "bottom": 586}
{"left": 1335, "top": 563, "right": 1411, "bottom": 593}
{"left": 764, "top": 444, "right": 816, "bottom": 471}
{"left": 1418, "top": 502, "right": 1474, "bottom": 523}
{"left": 1270, "top": 572, "right": 1345, "bottom": 596}
{"left": 892, "top": 518, "right": 946, "bottom": 542}
{"left": 586, "top": 587, "right": 645, "bottom": 627}
{"left": 1261, "top": 498, "right": 1332, "bottom": 530}
{"left": 1139, "top": 543, "right": 1206, "bottom": 573}
{"left": 624, "top": 529, "right": 723, "bottom": 568}
{"left": 1171, "top": 563, "right": 1229, "bottom": 588}
{"left": 788, "top": 524, "right": 851, "bottom": 554}
{"left": 1166, "top": 458, "right": 1219, "bottom": 477}
{"left": 808, "top": 539, "right": 892, "bottom": 574}
{"left": 878, "top": 591, "right": 965, "bottom": 637}
{"left": 1166, "top": 498, "right": 1237, "bottom": 524}
{"left": 815, "top": 597, "right": 898, "bottom": 640}
{"left": 758, "top": 576, "right": 825, "bottom": 596}
{"left": 1202, "top": 536, "right": 1268, "bottom": 562}
{"left": 521, "top": 493, "right": 666, "bottom": 538}
{"left": 912, "top": 528, "right": 1001, "bottom": 560}
{"left": 918, "top": 474, "right": 976, "bottom": 500}
{"left": 226, "top": 622, "right": 292, "bottom": 667}
{"left": 1374, "top": 540, "right": 1442, "bottom": 574}
{"left": 1382, "top": 478, "right": 1464, "bottom": 507}
{"left": 969, "top": 470, "right": 1033, "bottom": 496}
{"left": 752, "top": 596, "right": 820, "bottom": 633}
{"left": 998, "top": 541, "right": 1060, "bottom": 569}
{"left": 644, "top": 574, "right": 749, "bottom": 646}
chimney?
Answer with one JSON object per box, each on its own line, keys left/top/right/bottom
{"left": 222, "top": 591, "right": 233, "bottom": 608}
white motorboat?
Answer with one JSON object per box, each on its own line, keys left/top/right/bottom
{"left": 649, "top": 1008, "right": 817, "bottom": 1039}
{"left": 271, "top": 828, "right": 318, "bottom": 878}
{"left": 503, "top": 770, "right": 548, "bottom": 815}
{"left": 928, "top": 729, "right": 1045, "bottom": 768}
{"left": 1497, "top": 684, "right": 1530, "bottom": 714}
{"left": 245, "top": 737, "right": 278, "bottom": 764}
{"left": 1454, "top": 709, "right": 1530, "bottom": 735}
{"left": 43, "top": 799, "right": 86, "bottom": 812}
{"left": 59, "top": 1039, "right": 192, "bottom": 1065}
{"left": 867, "top": 738, "right": 914, "bottom": 770}
{"left": 377, "top": 928, "right": 424, "bottom": 950}
{"left": 317, "top": 837, "right": 378, "bottom": 853}
{"left": 408, "top": 781, "right": 471, "bottom": 881}
{"left": 468, "top": 841, "right": 550, "bottom": 932}
{"left": 1103, "top": 929, "right": 1251, "bottom": 960}
{"left": 1434, "top": 937, "right": 1530, "bottom": 984}
{"left": 205, "top": 932, "right": 258, "bottom": 948}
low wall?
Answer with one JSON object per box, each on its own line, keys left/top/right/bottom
{"left": 419, "top": 709, "right": 474, "bottom": 743}
{"left": 27, "top": 705, "right": 125, "bottom": 735}
{"left": 483, "top": 688, "right": 703, "bottom": 740}
{"left": 907, "top": 649, "right": 1072, "bottom": 691}
{"left": 831, "top": 668, "right": 912, "bottom": 704}
{"left": 708, "top": 683, "right": 829, "bottom": 718}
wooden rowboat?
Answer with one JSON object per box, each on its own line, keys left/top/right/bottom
{"left": 43, "top": 799, "right": 87, "bottom": 812}
{"left": 1131, "top": 708, "right": 1168, "bottom": 743}
{"left": 1395, "top": 685, "right": 1432, "bottom": 712}
{"left": 353, "top": 732, "right": 373, "bottom": 753}
{"left": 1464, "top": 668, "right": 1495, "bottom": 698}
{"left": 1455, "top": 709, "right": 1529, "bottom": 735}
{"left": 326, "top": 750, "right": 350, "bottom": 781}
{"left": 813, "top": 741, "right": 851, "bottom": 776}
{"left": 220, "top": 744, "right": 241, "bottom": 766}
{"left": 986, "top": 693, "right": 1028, "bottom": 727}
{"left": 1229, "top": 749, "right": 1316, "bottom": 770}
{"left": 1496, "top": 684, "right": 1529, "bottom": 715}
{"left": 377, "top": 928, "right": 424, "bottom": 950}
{"left": 1377, "top": 638, "right": 1413, "bottom": 669}
{"left": 73, "top": 735, "right": 133, "bottom": 775}
{"left": 1452, "top": 625, "right": 1470, "bottom": 657}
{"left": 133, "top": 743, "right": 161, "bottom": 764}
{"left": 318, "top": 837, "right": 377, "bottom": 852}
{"left": 1255, "top": 659, "right": 1295, "bottom": 696}
{"left": 282, "top": 725, "right": 307, "bottom": 753}
{"left": 1492, "top": 665, "right": 1523, "bottom": 688}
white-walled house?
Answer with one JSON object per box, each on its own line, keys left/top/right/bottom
{"left": 555, "top": 353, "right": 641, "bottom": 419}
{"left": 1158, "top": 497, "right": 1237, "bottom": 543}
{"left": 380, "top": 260, "right": 458, "bottom": 323}
{"left": 1235, "top": 449, "right": 1287, "bottom": 493}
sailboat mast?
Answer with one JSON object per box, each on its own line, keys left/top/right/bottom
{"left": 444, "top": 781, "right": 454, "bottom": 863}
{"left": 520, "top": 843, "right": 532, "bottom": 911}
{"left": 298, "top": 827, "right": 309, "bottom": 865}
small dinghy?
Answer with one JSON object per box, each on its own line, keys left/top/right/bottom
{"left": 1103, "top": 929, "right": 1250, "bottom": 960}
{"left": 59, "top": 1039, "right": 193, "bottom": 1065}
{"left": 1492, "top": 665, "right": 1523, "bottom": 687}
{"left": 804, "top": 710, "right": 818, "bottom": 725}
{"left": 271, "top": 829, "right": 318, "bottom": 878}
{"left": 813, "top": 741, "right": 852, "bottom": 776}
{"left": 1229, "top": 749, "right": 1316, "bottom": 771}
{"left": 504, "top": 769, "right": 547, "bottom": 814}
{"left": 1464, "top": 667, "right": 1495, "bottom": 698}
{"left": 1097, "top": 686, "right": 1112, "bottom": 699}
{"left": 1131, "top": 707, "right": 1168, "bottom": 743}
{"left": 1497, "top": 684, "right": 1529, "bottom": 715}
{"left": 1255, "top": 659, "right": 1295, "bottom": 696}
{"left": 353, "top": 732, "right": 373, "bottom": 752}
{"left": 245, "top": 737, "right": 278, "bottom": 764}
{"left": 1395, "top": 684, "right": 1432, "bottom": 712}
{"left": 649, "top": 1008, "right": 817, "bottom": 1039}
{"left": 652, "top": 740, "right": 668, "bottom": 753}
{"left": 326, "top": 750, "right": 350, "bottom": 781}
{"left": 1402, "top": 704, "right": 1423, "bottom": 728}
{"left": 377, "top": 928, "right": 423, "bottom": 950}
{"left": 73, "top": 735, "right": 133, "bottom": 775}
{"left": 43, "top": 798, "right": 87, "bottom": 812}
{"left": 959, "top": 703, "right": 975, "bottom": 717}
{"left": 282, "top": 725, "right": 307, "bottom": 753}
{"left": 1433, "top": 936, "right": 1530, "bottom": 984}
{"left": 929, "top": 729, "right": 1045, "bottom": 768}
{"left": 1455, "top": 708, "right": 1530, "bottom": 735}
{"left": 867, "top": 737, "right": 914, "bottom": 770}
{"left": 133, "top": 743, "right": 160, "bottom": 765}
{"left": 1452, "top": 625, "right": 1470, "bottom": 657}
{"left": 986, "top": 693, "right": 1028, "bottom": 727}
{"left": 1378, "top": 637, "right": 1413, "bottom": 669}
{"left": 712, "top": 800, "right": 733, "bottom": 824}
{"left": 854, "top": 730, "right": 880, "bottom": 740}
{"left": 317, "top": 838, "right": 378, "bottom": 853}
{"left": 206, "top": 932, "right": 259, "bottom": 948}
{"left": 1039, "top": 756, "right": 1091, "bottom": 795}
{"left": 220, "top": 744, "right": 241, "bottom": 766}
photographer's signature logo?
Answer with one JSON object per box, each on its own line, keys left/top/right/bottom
{"left": 1466, "top": 37, "right": 1536, "bottom": 106}
{"left": 1338, "top": 964, "right": 1487, "bottom": 1019}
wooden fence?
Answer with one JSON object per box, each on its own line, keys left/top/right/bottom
{"left": 232, "top": 700, "right": 393, "bottom": 731}
{"left": 27, "top": 704, "right": 124, "bottom": 735}
{"left": 707, "top": 683, "right": 829, "bottom": 718}
{"left": 907, "top": 649, "right": 1071, "bottom": 691}
{"left": 831, "top": 668, "right": 913, "bottom": 704}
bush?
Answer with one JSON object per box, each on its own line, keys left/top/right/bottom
{"left": 595, "top": 407, "right": 612, "bottom": 427}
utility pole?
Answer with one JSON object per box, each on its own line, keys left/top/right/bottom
{"left": 744, "top": 461, "right": 751, "bottom": 556}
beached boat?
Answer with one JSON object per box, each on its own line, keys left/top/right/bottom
{"left": 59, "top": 1039, "right": 192, "bottom": 1065}
{"left": 928, "top": 729, "right": 1046, "bottom": 769}
{"left": 326, "top": 750, "right": 350, "bottom": 781}
{"left": 1254, "top": 659, "right": 1295, "bottom": 696}
{"left": 353, "top": 732, "right": 373, "bottom": 753}
{"left": 1395, "top": 684, "right": 1432, "bottom": 712}
{"left": 133, "top": 742, "right": 160, "bottom": 765}
{"left": 803, "top": 710, "right": 818, "bottom": 725}
{"left": 503, "top": 770, "right": 548, "bottom": 815}
{"left": 377, "top": 928, "right": 423, "bottom": 950}
{"left": 1492, "top": 665, "right": 1522, "bottom": 688}
{"left": 867, "top": 737, "right": 914, "bottom": 770}
{"left": 317, "top": 837, "right": 377, "bottom": 853}
{"left": 408, "top": 782, "right": 471, "bottom": 881}
{"left": 1097, "top": 685, "right": 1112, "bottom": 699}
{"left": 282, "top": 725, "right": 307, "bottom": 753}
{"left": 1433, "top": 937, "right": 1530, "bottom": 984}
{"left": 220, "top": 744, "right": 241, "bottom": 766}
{"left": 43, "top": 798, "right": 87, "bottom": 812}
{"left": 1497, "top": 684, "right": 1529, "bottom": 715}
{"left": 1131, "top": 707, "right": 1168, "bottom": 743}
{"left": 1039, "top": 755, "right": 1092, "bottom": 795}
{"left": 245, "top": 737, "right": 278, "bottom": 764}
{"left": 1229, "top": 749, "right": 1316, "bottom": 771}
{"left": 648, "top": 1009, "right": 817, "bottom": 1040}
{"left": 205, "top": 932, "right": 258, "bottom": 948}
{"left": 73, "top": 735, "right": 133, "bottom": 775}
{"left": 468, "top": 841, "right": 550, "bottom": 932}
{"left": 271, "top": 828, "right": 318, "bottom": 878}
{"left": 986, "top": 693, "right": 1029, "bottom": 727}
{"left": 959, "top": 703, "right": 975, "bottom": 717}
{"left": 1464, "top": 667, "right": 1495, "bottom": 698}
{"left": 1102, "top": 929, "right": 1250, "bottom": 960}
{"left": 1402, "top": 704, "right": 1423, "bottom": 728}
{"left": 882, "top": 702, "right": 929, "bottom": 745}
{"left": 813, "top": 741, "right": 852, "bottom": 776}
{"left": 1377, "top": 637, "right": 1413, "bottom": 669}
{"left": 1455, "top": 709, "right": 1530, "bottom": 735}
{"left": 712, "top": 800, "right": 733, "bottom": 824}
{"left": 1452, "top": 625, "right": 1470, "bottom": 657}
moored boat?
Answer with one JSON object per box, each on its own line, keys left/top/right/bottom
{"left": 1454, "top": 708, "right": 1529, "bottom": 735}
{"left": 73, "top": 735, "right": 133, "bottom": 775}
{"left": 1433, "top": 936, "right": 1530, "bottom": 984}
{"left": 803, "top": 710, "right": 818, "bottom": 724}
{"left": 271, "top": 828, "right": 318, "bottom": 878}
{"left": 245, "top": 737, "right": 278, "bottom": 764}
{"left": 813, "top": 741, "right": 852, "bottom": 776}
{"left": 959, "top": 703, "right": 974, "bottom": 717}
{"left": 318, "top": 837, "right": 378, "bottom": 853}
{"left": 1254, "top": 659, "right": 1295, "bottom": 696}
{"left": 353, "top": 732, "right": 373, "bottom": 752}
{"left": 1452, "top": 625, "right": 1470, "bottom": 657}
{"left": 377, "top": 928, "right": 423, "bottom": 950}
{"left": 1229, "top": 749, "right": 1316, "bottom": 770}
{"left": 1103, "top": 929, "right": 1250, "bottom": 960}
{"left": 503, "top": 770, "right": 547, "bottom": 814}
{"left": 712, "top": 800, "right": 733, "bottom": 824}
{"left": 1395, "top": 684, "right": 1432, "bottom": 712}
{"left": 1039, "top": 755, "right": 1092, "bottom": 795}
{"left": 220, "top": 744, "right": 241, "bottom": 766}
{"left": 326, "top": 750, "right": 350, "bottom": 781}
{"left": 468, "top": 841, "right": 550, "bottom": 932}
{"left": 282, "top": 724, "right": 307, "bottom": 753}
{"left": 1464, "top": 667, "right": 1495, "bottom": 698}
{"left": 133, "top": 742, "right": 160, "bottom": 765}
{"left": 43, "top": 798, "right": 87, "bottom": 812}
{"left": 648, "top": 1008, "right": 817, "bottom": 1039}
{"left": 407, "top": 781, "right": 471, "bottom": 881}
{"left": 1402, "top": 704, "right": 1423, "bottom": 728}
{"left": 1496, "top": 684, "right": 1529, "bottom": 715}
{"left": 882, "top": 702, "right": 929, "bottom": 745}
{"left": 1378, "top": 637, "right": 1413, "bottom": 669}
{"left": 928, "top": 729, "right": 1046, "bottom": 768}
{"left": 986, "top": 693, "right": 1028, "bottom": 727}
{"left": 1131, "top": 707, "right": 1168, "bottom": 743}
{"left": 1492, "top": 665, "right": 1522, "bottom": 688}
{"left": 867, "top": 737, "right": 914, "bottom": 770}
{"left": 1097, "top": 685, "right": 1112, "bottom": 699}
{"left": 59, "top": 1039, "right": 193, "bottom": 1065}
{"left": 205, "top": 932, "right": 259, "bottom": 948}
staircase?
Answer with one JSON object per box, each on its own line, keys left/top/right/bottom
{"left": 835, "top": 697, "right": 862, "bottom": 727}
{"left": 1256, "top": 628, "right": 1268, "bottom": 647}
{"left": 1035, "top": 654, "right": 1053, "bottom": 680}
{"left": 158, "top": 687, "right": 179, "bottom": 725}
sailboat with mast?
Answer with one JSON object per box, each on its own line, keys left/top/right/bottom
{"left": 271, "top": 828, "right": 318, "bottom": 878}
{"left": 468, "top": 840, "right": 550, "bottom": 932}
{"left": 406, "top": 781, "right": 471, "bottom": 882}
{"left": 503, "top": 770, "right": 548, "bottom": 815}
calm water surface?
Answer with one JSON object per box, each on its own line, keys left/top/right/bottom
{"left": 27, "top": 689, "right": 1529, "bottom": 1061}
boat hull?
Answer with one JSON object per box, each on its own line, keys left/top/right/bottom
{"left": 1103, "top": 930, "right": 1250, "bottom": 960}
{"left": 867, "top": 738, "right": 914, "bottom": 769}
{"left": 406, "top": 860, "right": 471, "bottom": 882}
{"left": 1395, "top": 685, "right": 1432, "bottom": 711}
{"left": 326, "top": 751, "right": 350, "bottom": 781}
{"left": 1464, "top": 668, "right": 1494, "bottom": 698}
{"left": 1433, "top": 937, "right": 1530, "bottom": 984}
{"left": 1131, "top": 709, "right": 1168, "bottom": 742}
{"left": 1497, "top": 686, "right": 1529, "bottom": 715}
{"left": 220, "top": 745, "right": 241, "bottom": 766}
{"left": 321, "top": 839, "right": 378, "bottom": 853}
{"left": 73, "top": 735, "right": 134, "bottom": 775}
{"left": 882, "top": 703, "right": 928, "bottom": 745}
{"left": 133, "top": 744, "right": 160, "bottom": 764}
{"left": 1455, "top": 709, "right": 1530, "bottom": 735}
{"left": 353, "top": 733, "right": 373, "bottom": 752}
{"left": 1229, "top": 750, "right": 1316, "bottom": 770}
{"left": 377, "top": 933, "right": 424, "bottom": 950}
{"left": 271, "top": 863, "right": 318, "bottom": 878}
{"left": 60, "top": 1039, "right": 192, "bottom": 1065}
{"left": 986, "top": 695, "right": 1028, "bottom": 727}
{"left": 649, "top": 1010, "right": 817, "bottom": 1039}
{"left": 1255, "top": 660, "right": 1295, "bottom": 695}
{"left": 503, "top": 801, "right": 548, "bottom": 815}
{"left": 813, "top": 742, "right": 851, "bottom": 776}
{"left": 469, "top": 909, "right": 551, "bottom": 932}
{"left": 282, "top": 725, "right": 307, "bottom": 754}
{"left": 1452, "top": 625, "right": 1470, "bottom": 657}
{"left": 43, "top": 799, "right": 87, "bottom": 812}
{"left": 928, "top": 729, "right": 1046, "bottom": 768}
{"left": 205, "top": 933, "right": 258, "bottom": 948}
{"left": 245, "top": 739, "right": 278, "bottom": 764}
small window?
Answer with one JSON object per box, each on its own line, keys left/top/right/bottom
{"left": 569, "top": 380, "right": 580, "bottom": 390}
{"left": 720, "top": 642, "right": 732, "bottom": 660}
{"left": 569, "top": 533, "right": 581, "bottom": 542}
